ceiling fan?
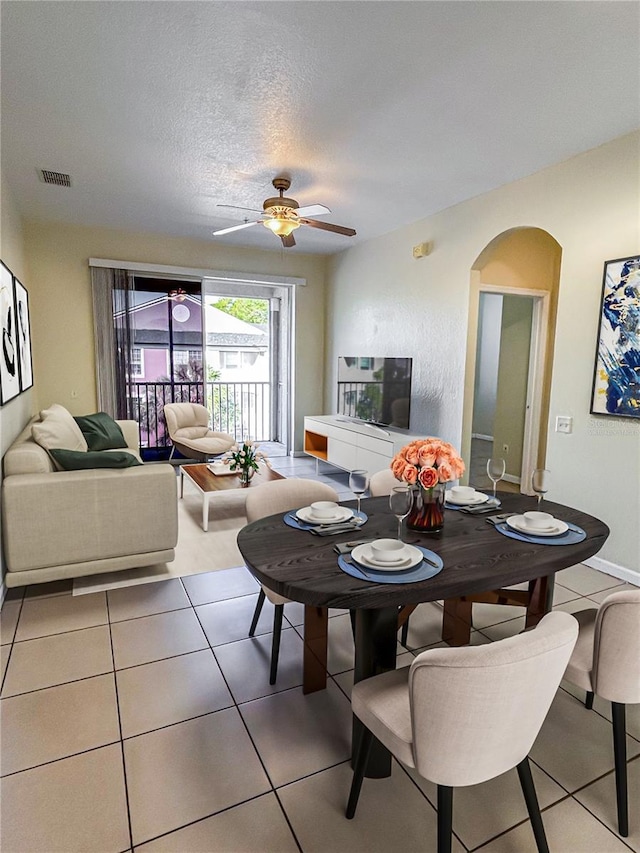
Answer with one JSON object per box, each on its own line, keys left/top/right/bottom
{"left": 212, "top": 177, "right": 356, "bottom": 247}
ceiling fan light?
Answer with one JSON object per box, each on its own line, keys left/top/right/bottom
{"left": 264, "top": 217, "right": 300, "bottom": 238}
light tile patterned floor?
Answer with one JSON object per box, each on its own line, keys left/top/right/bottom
{"left": 1, "top": 455, "right": 638, "bottom": 852}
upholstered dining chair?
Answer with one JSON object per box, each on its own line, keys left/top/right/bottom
{"left": 163, "top": 402, "right": 234, "bottom": 461}
{"left": 246, "top": 478, "right": 340, "bottom": 684}
{"left": 369, "top": 467, "right": 400, "bottom": 497}
{"left": 563, "top": 589, "right": 640, "bottom": 837}
{"left": 346, "top": 611, "right": 579, "bottom": 853}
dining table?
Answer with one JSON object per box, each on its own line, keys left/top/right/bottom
{"left": 237, "top": 491, "right": 609, "bottom": 777}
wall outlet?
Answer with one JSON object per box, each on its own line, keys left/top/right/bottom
{"left": 502, "top": 443, "right": 509, "bottom": 453}
{"left": 555, "top": 416, "right": 573, "bottom": 434}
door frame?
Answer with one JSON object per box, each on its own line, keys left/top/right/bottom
{"left": 462, "top": 276, "right": 550, "bottom": 494}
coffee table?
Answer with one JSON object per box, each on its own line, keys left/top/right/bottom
{"left": 180, "top": 462, "right": 285, "bottom": 531}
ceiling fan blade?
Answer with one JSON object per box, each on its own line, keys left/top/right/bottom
{"left": 280, "top": 233, "right": 296, "bottom": 248}
{"left": 216, "top": 204, "right": 263, "bottom": 214}
{"left": 294, "top": 204, "right": 330, "bottom": 218}
{"left": 212, "top": 221, "right": 260, "bottom": 236}
{"left": 299, "top": 218, "right": 356, "bottom": 237}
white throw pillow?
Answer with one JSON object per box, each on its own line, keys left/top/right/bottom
{"left": 32, "top": 405, "right": 88, "bottom": 455}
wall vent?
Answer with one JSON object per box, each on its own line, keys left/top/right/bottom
{"left": 38, "top": 169, "right": 72, "bottom": 187}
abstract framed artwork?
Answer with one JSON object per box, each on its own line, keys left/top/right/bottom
{"left": 1, "top": 260, "right": 20, "bottom": 405}
{"left": 13, "top": 276, "right": 33, "bottom": 392}
{"left": 590, "top": 254, "right": 640, "bottom": 418}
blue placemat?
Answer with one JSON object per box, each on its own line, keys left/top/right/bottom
{"left": 283, "top": 510, "right": 368, "bottom": 531}
{"left": 338, "top": 545, "right": 443, "bottom": 583}
{"left": 494, "top": 522, "right": 586, "bottom": 546}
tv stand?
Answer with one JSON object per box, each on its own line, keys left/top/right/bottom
{"left": 303, "top": 415, "right": 425, "bottom": 475}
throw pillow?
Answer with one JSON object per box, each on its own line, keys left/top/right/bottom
{"left": 48, "top": 449, "right": 142, "bottom": 470}
{"left": 74, "top": 412, "right": 127, "bottom": 451}
{"left": 32, "top": 405, "right": 88, "bottom": 457}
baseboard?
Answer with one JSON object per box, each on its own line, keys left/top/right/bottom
{"left": 503, "top": 474, "right": 521, "bottom": 485}
{"left": 472, "top": 433, "right": 493, "bottom": 442}
{"left": 583, "top": 555, "right": 640, "bottom": 587}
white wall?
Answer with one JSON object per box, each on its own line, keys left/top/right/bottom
{"left": 472, "top": 293, "right": 502, "bottom": 438}
{"left": 326, "top": 131, "right": 640, "bottom": 575}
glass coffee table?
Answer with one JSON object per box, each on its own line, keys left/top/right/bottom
{"left": 180, "top": 462, "right": 285, "bottom": 531}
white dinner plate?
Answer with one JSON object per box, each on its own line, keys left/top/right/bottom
{"left": 445, "top": 491, "right": 489, "bottom": 506}
{"left": 351, "top": 543, "right": 424, "bottom": 571}
{"left": 296, "top": 505, "right": 354, "bottom": 525}
{"left": 506, "top": 515, "right": 569, "bottom": 537}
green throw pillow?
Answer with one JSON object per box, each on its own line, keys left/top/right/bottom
{"left": 74, "top": 412, "right": 127, "bottom": 451}
{"left": 49, "top": 449, "right": 142, "bottom": 470}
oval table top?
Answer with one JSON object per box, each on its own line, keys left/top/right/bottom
{"left": 237, "top": 492, "right": 610, "bottom": 610}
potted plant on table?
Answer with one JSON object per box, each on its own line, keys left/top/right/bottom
{"left": 223, "top": 440, "right": 268, "bottom": 486}
{"left": 391, "top": 438, "right": 465, "bottom": 531}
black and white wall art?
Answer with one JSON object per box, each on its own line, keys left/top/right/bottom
{"left": 1, "top": 261, "right": 20, "bottom": 405}
{"left": 13, "top": 276, "right": 33, "bottom": 392}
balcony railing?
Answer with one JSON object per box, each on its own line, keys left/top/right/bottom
{"left": 131, "top": 381, "right": 271, "bottom": 451}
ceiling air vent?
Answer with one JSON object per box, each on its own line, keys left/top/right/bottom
{"left": 38, "top": 169, "right": 72, "bottom": 187}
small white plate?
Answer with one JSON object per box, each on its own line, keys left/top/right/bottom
{"left": 296, "top": 505, "right": 354, "bottom": 525}
{"left": 351, "top": 543, "right": 424, "bottom": 571}
{"left": 445, "top": 491, "right": 489, "bottom": 506}
{"left": 506, "top": 515, "right": 569, "bottom": 537}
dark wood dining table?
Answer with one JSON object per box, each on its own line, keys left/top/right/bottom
{"left": 237, "top": 492, "right": 609, "bottom": 777}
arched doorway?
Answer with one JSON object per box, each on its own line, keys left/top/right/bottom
{"left": 461, "top": 228, "right": 562, "bottom": 493}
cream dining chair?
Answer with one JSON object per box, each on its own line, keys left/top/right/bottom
{"left": 369, "top": 467, "right": 400, "bottom": 497}
{"left": 246, "top": 478, "right": 340, "bottom": 684}
{"left": 346, "top": 611, "right": 579, "bottom": 853}
{"left": 563, "top": 588, "right": 640, "bottom": 837}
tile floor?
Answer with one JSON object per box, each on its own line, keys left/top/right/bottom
{"left": 1, "top": 455, "right": 639, "bottom": 852}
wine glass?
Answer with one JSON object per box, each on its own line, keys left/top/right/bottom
{"left": 486, "top": 457, "right": 506, "bottom": 498}
{"left": 389, "top": 485, "right": 413, "bottom": 541}
{"left": 531, "top": 468, "right": 550, "bottom": 506}
{"left": 349, "top": 469, "right": 370, "bottom": 517}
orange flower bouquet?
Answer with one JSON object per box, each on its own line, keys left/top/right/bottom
{"left": 391, "top": 438, "right": 465, "bottom": 531}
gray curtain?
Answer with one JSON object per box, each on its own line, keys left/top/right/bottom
{"left": 90, "top": 266, "right": 134, "bottom": 418}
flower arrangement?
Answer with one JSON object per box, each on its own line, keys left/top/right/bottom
{"left": 391, "top": 438, "right": 465, "bottom": 489}
{"left": 223, "top": 440, "right": 268, "bottom": 485}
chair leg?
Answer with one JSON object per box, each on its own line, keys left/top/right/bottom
{"left": 400, "top": 615, "right": 410, "bottom": 647}
{"left": 346, "top": 726, "right": 374, "bottom": 819}
{"left": 585, "top": 690, "right": 594, "bottom": 710}
{"left": 249, "top": 588, "right": 266, "bottom": 637}
{"left": 269, "top": 604, "right": 284, "bottom": 685}
{"left": 612, "top": 702, "right": 629, "bottom": 837}
{"left": 169, "top": 445, "right": 175, "bottom": 460}
{"left": 517, "top": 756, "right": 549, "bottom": 853}
{"left": 349, "top": 609, "right": 356, "bottom": 642}
{"left": 436, "top": 785, "right": 453, "bottom": 853}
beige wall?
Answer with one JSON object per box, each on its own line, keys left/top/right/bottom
{"left": 326, "top": 131, "right": 640, "bottom": 574}
{"left": 22, "top": 221, "right": 327, "bottom": 449}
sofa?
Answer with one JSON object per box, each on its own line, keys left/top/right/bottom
{"left": 1, "top": 406, "right": 179, "bottom": 587}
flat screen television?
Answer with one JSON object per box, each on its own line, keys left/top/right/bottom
{"left": 337, "top": 356, "right": 412, "bottom": 429}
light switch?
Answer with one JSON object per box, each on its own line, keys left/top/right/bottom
{"left": 555, "top": 416, "right": 573, "bottom": 434}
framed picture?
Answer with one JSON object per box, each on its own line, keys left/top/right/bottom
{"left": 13, "top": 277, "right": 33, "bottom": 391}
{"left": 590, "top": 254, "right": 640, "bottom": 418}
{"left": 0, "top": 260, "right": 20, "bottom": 405}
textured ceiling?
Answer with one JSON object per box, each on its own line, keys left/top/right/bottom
{"left": 1, "top": 1, "right": 638, "bottom": 255}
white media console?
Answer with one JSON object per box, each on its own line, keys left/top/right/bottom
{"left": 303, "top": 415, "right": 425, "bottom": 475}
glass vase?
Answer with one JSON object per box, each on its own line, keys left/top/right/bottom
{"left": 406, "top": 482, "right": 446, "bottom": 532}
{"left": 239, "top": 467, "right": 255, "bottom": 487}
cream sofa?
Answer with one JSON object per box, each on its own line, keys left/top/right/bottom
{"left": 2, "top": 414, "right": 179, "bottom": 587}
